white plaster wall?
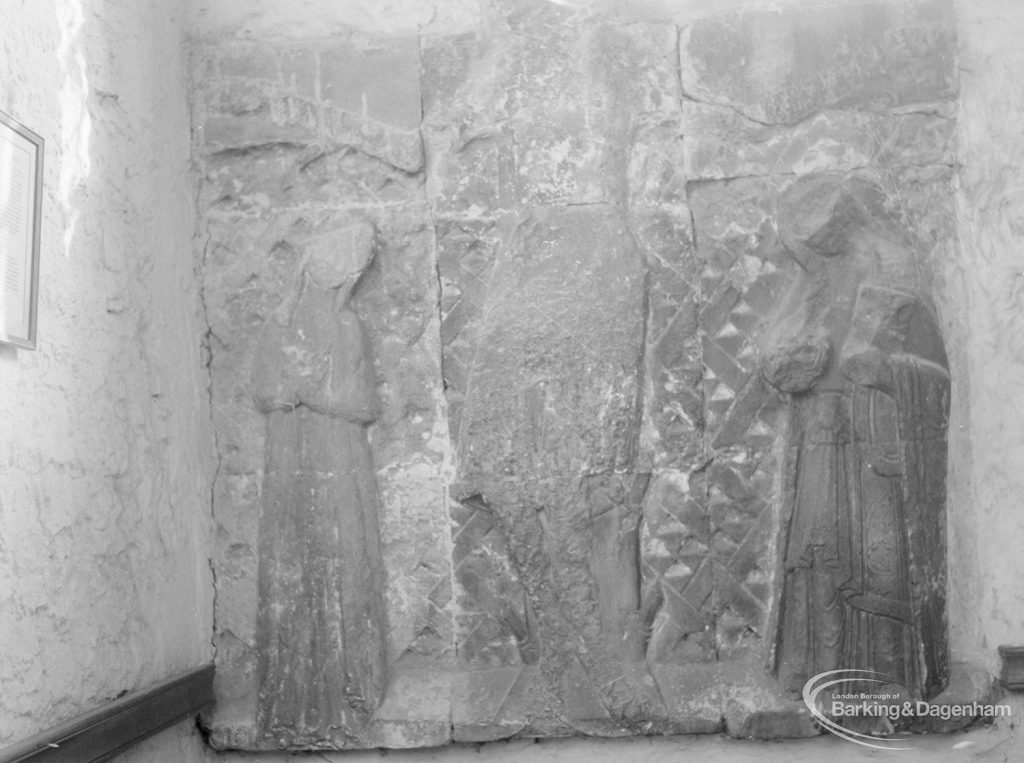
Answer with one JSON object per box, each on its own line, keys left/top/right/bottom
{"left": 953, "top": 0, "right": 1024, "bottom": 672}
{"left": 0, "top": 0, "right": 212, "bottom": 754}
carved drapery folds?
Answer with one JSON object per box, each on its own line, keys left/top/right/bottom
{"left": 762, "top": 177, "right": 949, "bottom": 700}
{"left": 243, "top": 179, "right": 951, "bottom": 745}
{"left": 252, "top": 223, "right": 388, "bottom": 746}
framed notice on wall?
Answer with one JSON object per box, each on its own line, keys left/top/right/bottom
{"left": 0, "top": 110, "right": 43, "bottom": 350}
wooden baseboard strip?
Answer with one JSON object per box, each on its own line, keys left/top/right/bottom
{"left": 0, "top": 664, "right": 215, "bottom": 763}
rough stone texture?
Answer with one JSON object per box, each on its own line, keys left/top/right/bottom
{"left": 194, "top": 0, "right": 968, "bottom": 752}
{"left": 448, "top": 206, "right": 649, "bottom": 734}
{"left": 193, "top": 33, "right": 452, "bottom": 750}
{"left": 0, "top": 0, "right": 212, "bottom": 757}
{"left": 189, "top": 0, "right": 482, "bottom": 39}
{"left": 679, "top": 0, "right": 957, "bottom": 125}
{"left": 8, "top": 0, "right": 1024, "bottom": 759}
{"left": 183, "top": 692, "right": 1024, "bottom": 763}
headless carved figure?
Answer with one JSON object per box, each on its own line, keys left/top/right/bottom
{"left": 253, "top": 225, "right": 387, "bottom": 744}
{"left": 763, "top": 178, "right": 949, "bottom": 699}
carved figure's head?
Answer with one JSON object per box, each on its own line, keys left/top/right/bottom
{"left": 303, "top": 221, "right": 376, "bottom": 292}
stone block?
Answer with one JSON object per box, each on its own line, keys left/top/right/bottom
{"left": 320, "top": 37, "right": 422, "bottom": 129}
{"left": 682, "top": 102, "right": 957, "bottom": 181}
{"left": 680, "top": 0, "right": 957, "bottom": 125}
{"left": 278, "top": 46, "right": 317, "bottom": 100}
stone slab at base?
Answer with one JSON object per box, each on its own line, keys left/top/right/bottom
{"left": 205, "top": 660, "right": 996, "bottom": 751}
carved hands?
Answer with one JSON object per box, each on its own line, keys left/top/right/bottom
{"left": 839, "top": 344, "right": 893, "bottom": 391}
{"left": 760, "top": 327, "right": 831, "bottom": 393}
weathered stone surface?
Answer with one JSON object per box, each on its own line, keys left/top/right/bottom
{"left": 190, "top": 0, "right": 482, "bottom": 39}
{"left": 450, "top": 205, "right": 649, "bottom": 729}
{"left": 193, "top": 40, "right": 424, "bottom": 172}
{"left": 766, "top": 175, "right": 951, "bottom": 700}
{"left": 682, "top": 102, "right": 957, "bottom": 181}
{"left": 198, "top": 94, "right": 449, "bottom": 747}
{"left": 680, "top": 0, "right": 957, "bottom": 125}
{"left": 197, "top": 0, "right": 964, "bottom": 749}
{"left": 201, "top": 144, "right": 423, "bottom": 219}
{"left": 319, "top": 37, "right": 421, "bottom": 129}
{"left": 421, "top": 8, "right": 679, "bottom": 209}
{"left": 437, "top": 218, "right": 503, "bottom": 449}
{"left": 251, "top": 226, "right": 387, "bottom": 746}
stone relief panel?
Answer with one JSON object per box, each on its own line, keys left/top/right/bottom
{"left": 195, "top": 0, "right": 960, "bottom": 750}
{"left": 764, "top": 177, "right": 950, "bottom": 700}
{"left": 193, "top": 37, "right": 452, "bottom": 748}
{"left": 252, "top": 224, "right": 387, "bottom": 747}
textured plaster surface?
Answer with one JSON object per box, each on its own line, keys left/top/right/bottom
{"left": 952, "top": 0, "right": 1024, "bottom": 673}
{"left": 0, "top": 0, "right": 212, "bottom": 754}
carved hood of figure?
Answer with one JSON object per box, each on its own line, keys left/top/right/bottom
{"left": 762, "top": 177, "right": 950, "bottom": 700}
{"left": 251, "top": 222, "right": 388, "bottom": 746}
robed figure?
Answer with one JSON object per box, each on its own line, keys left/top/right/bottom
{"left": 762, "top": 178, "right": 949, "bottom": 700}
{"left": 252, "top": 223, "right": 387, "bottom": 744}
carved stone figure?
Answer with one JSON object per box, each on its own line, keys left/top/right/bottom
{"left": 252, "top": 223, "right": 387, "bottom": 744}
{"left": 763, "top": 177, "right": 949, "bottom": 699}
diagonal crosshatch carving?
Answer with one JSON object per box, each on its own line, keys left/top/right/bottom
{"left": 693, "top": 188, "right": 793, "bottom": 660}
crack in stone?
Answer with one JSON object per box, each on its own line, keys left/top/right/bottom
{"left": 680, "top": 91, "right": 776, "bottom": 129}
{"left": 416, "top": 29, "right": 460, "bottom": 678}
{"left": 680, "top": 84, "right": 956, "bottom": 132}
{"left": 196, "top": 226, "right": 226, "bottom": 668}
{"left": 683, "top": 161, "right": 958, "bottom": 188}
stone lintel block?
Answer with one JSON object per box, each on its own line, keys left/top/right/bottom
{"left": 201, "top": 114, "right": 319, "bottom": 154}
{"left": 209, "top": 42, "right": 319, "bottom": 102}
{"left": 278, "top": 46, "right": 317, "bottom": 100}
{"left": 680, "top": 0, "right": 957, "bottom": 125}
{"left": 320, "top": 37, "right": 422, "bottom": 130}
{"left": 216, "top": 43, "right": 281, "bottom": 82}
{"left": 420, "top": 33, "right": 483, "bottom": 122}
